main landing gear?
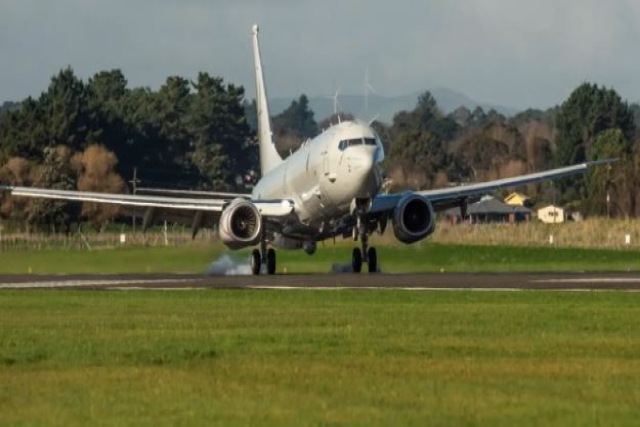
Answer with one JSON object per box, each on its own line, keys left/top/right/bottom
{"left": 251, "top": 239, "right": 276, "bottom": 275}
{"left": 351, "top": 217, "right": 378, "bottom": 274}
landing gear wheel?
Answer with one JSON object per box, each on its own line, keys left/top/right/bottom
{"left": 352, "top": 248, "right": 363, "bottom": 273}
{"left": 251, "top": 249, "right": 261, "bottom": 276}
{"left": 367, "top": 247, "right": 378, "bottom": 273}
{"left": 266, "top": 248, "right": 277, "bottom": 275}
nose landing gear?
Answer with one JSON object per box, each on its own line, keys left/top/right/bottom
{"left": 351, "top": 216, "right": 378, "bottom": 273}
{"left": 351, "top": 247, "right": 378, "bottom": 273}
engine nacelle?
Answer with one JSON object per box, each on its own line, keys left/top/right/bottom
{"left": 219, "top": 199, "right": 262, "bottom": 250}
{"left": 392, "top": 194, "right": 436, "bottom": 244}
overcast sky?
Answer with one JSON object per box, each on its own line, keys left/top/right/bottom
{"left": 1, "top": 0, "right": 639, "bottom": 109}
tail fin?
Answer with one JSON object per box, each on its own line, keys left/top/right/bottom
{"left": 252, "top": 24, "right": 282, "bottom": 175}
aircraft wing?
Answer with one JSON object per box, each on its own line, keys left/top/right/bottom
{"left": 371, "top": 159, "right": 614, "bottom": 214}
{"left": 3, "top": 186, "right": 294, "bottom": 237}
{"left": 7, "top": 186, "right": 292, "bottom": 216}
{"left": 134, "top": 187, "right": 251, "bottom": 200}
{"left": 10, "top": 186, "right": 225, "bottom": 211}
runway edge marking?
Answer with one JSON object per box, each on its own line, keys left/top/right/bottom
{"left": 0, "top": 278, "right": 199, "bottom": 289}
{"left": 247, "top": 286, "right": 640, "bottom": 293}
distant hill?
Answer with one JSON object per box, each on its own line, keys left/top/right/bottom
{"left": 270, "top": 87, "right": 518, "bottom": 124}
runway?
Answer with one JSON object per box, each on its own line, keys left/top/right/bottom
{"left": 3, "top": 272, "right": 640, "bottom": 291}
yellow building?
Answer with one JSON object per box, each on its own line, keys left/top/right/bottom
{"left": 504, "top": 192, "right": 531, "bottom": 207}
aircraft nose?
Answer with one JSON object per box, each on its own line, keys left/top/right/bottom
{"left": 349, "top": 146, "right": 375, "bottom": 175}
{"left": 346, "top": 145, "right": 379, "bottom": 199}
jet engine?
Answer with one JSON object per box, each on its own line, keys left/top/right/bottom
{"left": 392, "top": 194, "right": 436, "bottom": 244}
{"left": 219, "top": 199, "right": 262, "bottom": 250}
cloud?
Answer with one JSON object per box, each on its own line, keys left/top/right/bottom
{"left": 1, "top": 0, "right": 639, "bottom": 109}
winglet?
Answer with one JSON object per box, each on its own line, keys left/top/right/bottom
{"left": 252, "top": 24, "right": 282, "bottom": 175}
{"left": 585, "top": 158, "right": 617, "bottom": 167}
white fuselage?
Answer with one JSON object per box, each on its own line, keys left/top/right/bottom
{"left": 252, "top": 121, "right": 384, "bottom": 241}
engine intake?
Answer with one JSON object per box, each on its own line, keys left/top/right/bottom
{"left": 219, "top": 199, "right": 262, "bottom": 250}
{"left": 392, "top": 194, "right": 436, "bottom": 244}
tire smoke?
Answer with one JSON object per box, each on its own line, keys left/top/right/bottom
{"left": 206, "top": 254, "right": 252, "bottom": 276}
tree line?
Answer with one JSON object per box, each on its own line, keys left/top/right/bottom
{"left": 0, "top": 68, "right": 255, "bottom": 230}
{"left": 1, "top": 66, "right": 639, "bottom": 231}
{"left": 273, "top": 85, "right": 640, "bottom": 218}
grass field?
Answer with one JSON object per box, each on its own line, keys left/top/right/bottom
{"left": 1, "top": 290, "right": 640, "bottom": 425}
{"left": 1, "top": 241, "right": 640, "bottom": 274}
{"left": 2, "top": 231, "right": 640, "bottom": 424}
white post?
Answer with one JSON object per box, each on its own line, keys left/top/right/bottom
{"left": 163, "top": 221, "right": 168, "bottom": 246}
{"left": 549, "top": 234, "right": 554, "bottom": 245}
{"left": 625, "top": 234, "right": 631, "bottom": 246}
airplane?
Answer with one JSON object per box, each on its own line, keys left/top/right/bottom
{"left": 2, "top": 24, "right": 613, "bottom": 275}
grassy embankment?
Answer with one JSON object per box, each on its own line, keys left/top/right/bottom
{"left": 1, "top": 290, "right": 640, "bottom": 425}
{"left": 1, "top": 242, "right": 640, "bottom": 274}
{"left": 2, "top": 218, "right": 640, "bottom": 273}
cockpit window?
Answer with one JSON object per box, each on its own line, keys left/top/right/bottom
{"left": 339, "top": 137, "right": 377, "bottom": 150}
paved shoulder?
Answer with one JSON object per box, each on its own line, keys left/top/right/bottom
{"left": 3, "top": 272, "right": 640, "bottom": 290}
